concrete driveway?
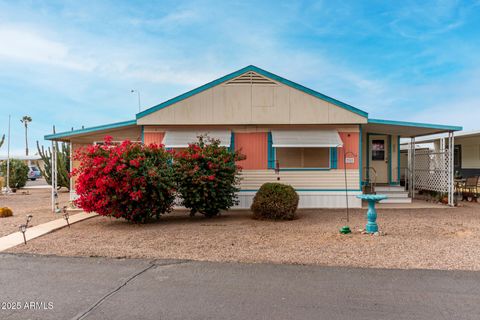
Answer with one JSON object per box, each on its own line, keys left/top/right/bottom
{"left": 1, "top": 254, "right": 479, "bottom": 320}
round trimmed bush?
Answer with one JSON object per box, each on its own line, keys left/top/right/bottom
{"left": 251, "top": 183, "right": 299, "bottom": 220}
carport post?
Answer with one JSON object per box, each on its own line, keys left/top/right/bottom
{"left": 411, "top": 137, "right": 416, "bottom": 200}
{"left": 51, "top": 141, "right": 58, "bottom": 213}
{"left": 448, "top": 131, "right": 455, "bottom": 206}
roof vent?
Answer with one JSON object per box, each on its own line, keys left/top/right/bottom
{"left": 225, "top": 71, "right": 277, "bottom": 85}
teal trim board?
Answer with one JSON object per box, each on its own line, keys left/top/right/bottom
{"left": 359, "top": 125, "right": 363, "bottom": 189}
{"left": 330, "top": 147, "right": 338, "bottom": 169}
{"left": 397, "top": 135, "right": 401, "bottom": 184}
{"left": 267, "top": 132, "right": 275, "bottom": 169}
{"left": 45, "top": 119, "right": 137, "bottom": 140}
{"left": 388, "top": 135, "right": 392, "bottom": 184}
{"left": 239, "top": 189, "right": 362, "bottom": 192}
{"left": 368, "top": 118, "right": 462, "bottom": 132}
{"left": 141, "top": 126, "right": 144, "bottom": 144}
{"left": 279, "top": 168, "right": 331, "bottom": 171}
{"left": 230, "top": 132, "right": 235, "bottom": 152}
{"left": 136, "top": 65, "right": 369, "bottom": 119}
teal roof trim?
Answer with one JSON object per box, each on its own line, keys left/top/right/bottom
{"left": 136, "top": 65, "right": 369, "bottom": 119}
{"left": 44, "top": 119, "right": 137, "bottom": 140}
{"left": 368, "top": 119, "right": 462, "bottom": 132}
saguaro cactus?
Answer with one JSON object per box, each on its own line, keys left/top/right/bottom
{"left": 37, "top": 140, "right": 70, "bottom": 190}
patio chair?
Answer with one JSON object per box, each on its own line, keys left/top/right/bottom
{"left": 463, "top": 176, "right": 479, "bottom": 201}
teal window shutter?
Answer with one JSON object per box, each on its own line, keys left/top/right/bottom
{"left": 229, "top": 132, "right": 235, "bottom": 152}
{"left": 330, "top": 147, "right": 338, "bottom": 169}
{"left": 268, "top": 132, "right": 274, "bottom": 169}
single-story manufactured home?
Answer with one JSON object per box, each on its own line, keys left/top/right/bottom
{"left": 45, "top": 65, "right": 462, "bottom": 208}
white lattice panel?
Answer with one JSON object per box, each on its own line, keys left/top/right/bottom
{"left": 413, "top": 149, "right": 450, "bottom": 193}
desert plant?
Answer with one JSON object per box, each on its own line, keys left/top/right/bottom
{"left": 73, "top": 136, "right": 175, "bottom": 223}
{"left": 37, "top": 140, "right": 70, "bottom": 190}
{"left": 251, "top": 183, "right": 299, "bottom": 220}
{"left": 0, "top": 207, "right": 13, "bottom": 218}
{"left": 173, "top": 135, "right": 244, "bottom": 217}
{"left": 0, "top": 159, "right": 29, "bottom": 189}
{"left": 21, "top": 116, "right": 32, "bottom": 156}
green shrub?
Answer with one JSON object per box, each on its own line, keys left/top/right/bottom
{"left": 0, "top": 159, "right": 29, "bottom": 189}
{"left": 173, "top": 135, "right": 244, "bottom": 218}
{"left": 251, "top": 183, "right": 299, "bottom": 220}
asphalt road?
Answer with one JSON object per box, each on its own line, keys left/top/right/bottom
{"left": 1, "top": 254, "right": 479, "bottom": 320}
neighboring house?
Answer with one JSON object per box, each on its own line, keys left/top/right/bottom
{"left": 401, "top": 130, "right": 480, "bottom": 179}
{"left": 45, "top": 65, "right": 462, "bottom": 208}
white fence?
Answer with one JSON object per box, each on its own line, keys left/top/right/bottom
{"left": 413, "top": 149, "right": 451, "bottom": 193}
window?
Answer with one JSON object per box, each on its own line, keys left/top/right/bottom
{"left": 371, "top": 140, "right": 385, "bottom": 161}
{"left": 454, "top": 145, "right": 461, "bottom": 169}
{"left": 276, "top": 147, "right": 330, "bottom": 169}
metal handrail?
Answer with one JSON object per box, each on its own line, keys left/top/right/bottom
{"left": 363, "top": 166, "right": 377, "bottom": 194}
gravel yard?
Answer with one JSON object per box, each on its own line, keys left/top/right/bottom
{"left": 7, "top": 201, "right": 480, "bottom": 271}
{"left": 0, "top": 187, "right": 70, "bottom": 237}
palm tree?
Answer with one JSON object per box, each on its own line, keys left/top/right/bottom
{"left": 20, "top": 116, "right": 32, "bottom": 156}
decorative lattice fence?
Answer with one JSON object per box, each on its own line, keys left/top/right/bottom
{"left": 413, "top": 149, "right": 451, "bottom": 193}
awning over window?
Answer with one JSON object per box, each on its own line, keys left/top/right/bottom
{"left": 271, "top": 130, "right": 343, "bottom": 148}
{"left": 163, "top": 130, "right": 231, "bottom": 148}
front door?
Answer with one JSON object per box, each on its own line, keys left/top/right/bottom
{"left": 369, "top": 135, "right": 389, "bottom": 184}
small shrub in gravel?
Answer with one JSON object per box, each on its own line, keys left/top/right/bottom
{"left": 0, "top": 159, "right": 29, "bottom": 189}
{"left": 0, "top": 207, "right": 13, "bottom": 218}
{"left": 251, "top": 183, "right": 299, "bottom": 220}
{"left": 173, "top": 135, "right": 244, "bottom": 218}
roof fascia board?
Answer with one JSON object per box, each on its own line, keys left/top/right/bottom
{"left": 368, "top": 118, "right": 462, "bottom": 132}
{"left": 44, "top": 119, "right": 137, "bottom": 141}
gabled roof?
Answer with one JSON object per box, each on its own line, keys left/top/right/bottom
{"left": 135, "top": 65, "right": 369, "bottom": 119}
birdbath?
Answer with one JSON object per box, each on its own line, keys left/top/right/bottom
{"left": 356, "top": 194, "right": 388, "bottom": 233}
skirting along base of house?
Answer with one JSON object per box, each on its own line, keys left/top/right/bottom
{"left": 70, "top": 190, "right": 362, "bottom": 209}
{"left": 236, "top": 191, "right": 362, "bottom": 209}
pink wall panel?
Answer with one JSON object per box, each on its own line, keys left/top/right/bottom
{"left": 144, "top": 132, "right": 165, "bottom": 145}
{"left": 235, "top": 132, "right": 268, "bottom": 170}
{"left": 337, "top": 132, "right": 360, "bottom": 169}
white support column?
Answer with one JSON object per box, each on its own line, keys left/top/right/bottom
{"left": 449, "top": 132, "right": 455, "bottom": 206}
{"left": 51, "top": 141, "right": 55, "bottom": 212}
{"left": 407, "top": 139, "right": 411, "bottom": 196}
{"left": 411, "top": 137, "right": 416, "bottom": 199}
{"left": 69, "top": 141, "right": 73, "bottom": 201}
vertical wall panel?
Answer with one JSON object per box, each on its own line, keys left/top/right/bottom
{"left": 144, "top": 132, "right": 165, "bottom": 145}
{"left": 337, "top": 132, "right": 360, "bottom": 169}
{"left": 235, "top": 132, "right": 268, "bottom": 170}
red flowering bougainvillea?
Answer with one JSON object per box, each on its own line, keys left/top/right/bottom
{"left": 72, "top": 136, "right": 175, "bottom": 223}
{"left": 173, "top": 135, "right": 245, "bottom": 217}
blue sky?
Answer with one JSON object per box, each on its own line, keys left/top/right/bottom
{"left": 1, "top": 0, "right": 480, "bottom": 155}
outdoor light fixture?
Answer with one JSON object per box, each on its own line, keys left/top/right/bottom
{"left": 62, "top": 206, "right": 70, "bottom": 228}
{"left": 19, "top": 224, "right": 27, "bottom": 245}
{"left": 18, "top": 214, "right": 34, "bottom": 245}
{"left": 54, "top": 191, "right": 61, "bottom": 213}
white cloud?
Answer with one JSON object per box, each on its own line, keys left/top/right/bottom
{"left": 0, "top": 26, "right": 96, "bottom": 71}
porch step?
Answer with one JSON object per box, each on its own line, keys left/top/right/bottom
{"left": 370, "top": 186, "right": 412, "bottom": 203}
{"left": 375, "top": 186, "right": 406, "bottom": 192}
{"left": 377, "top": 191, "right": 409, "bottom": 198}
{"left": 379, "top": 197, "right": 412, "bottom": 204}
